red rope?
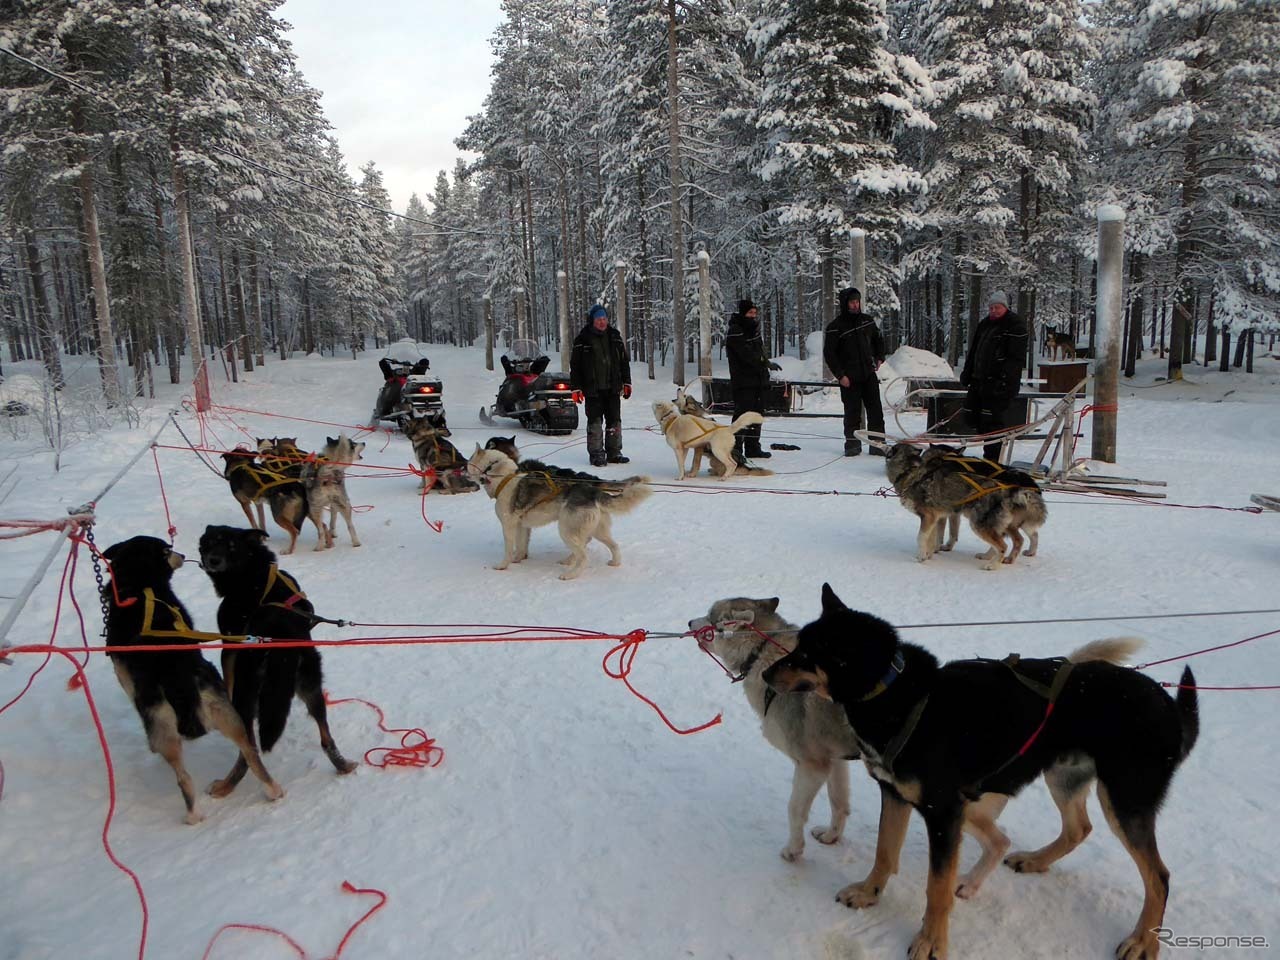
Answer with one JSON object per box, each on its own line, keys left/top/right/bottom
{"left": 1137, "top": 626, "right": 1280, "bottom": 669}
{"left": 602, "top": 630, "right": 722, "bottom": 735}
{"left": 324, "top": 693, "right": 444, "bottom": 769}
{"left": 410, "top": 465, "right": 445, "bottom": 533}
{"left": 210, "top": 402, "right": 393, "bottom": 441}
{"left": 150, "top": 446, "right": 178, "bottom": 542}
{"left": 200, "top": 880, "right": 387, "bottom": 960}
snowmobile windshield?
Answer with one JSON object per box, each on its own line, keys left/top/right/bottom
{"left": 509, "top": 339, "right": 544, "bottom": 362}
{"left": 383, "top": 338, "right": 427, "bottom": 365}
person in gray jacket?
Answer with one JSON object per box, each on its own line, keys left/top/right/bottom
{"left": 823, "top": 287, "right": 885, "bottom": 456}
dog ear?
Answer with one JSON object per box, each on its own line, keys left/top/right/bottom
{"left": 473, "top": 443, "right": 483, "bottom": 456}
{"left": 327, "top": 436, "right": 337, "bottom": 447}
{"left": 353, "top": 442, "right": 365, "bottom": 458}
{"left": 764, "top": 597, "right": 780, "bottom": 613}
{"left": 730, "top": 609, "right": 756, "bottom": 624}
{"left": 820, "top": 583, "right": 846, "bottom": 614}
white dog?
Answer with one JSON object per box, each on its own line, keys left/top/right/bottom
{"left": 652, "top": 399, "right": 764, "bottom": 480}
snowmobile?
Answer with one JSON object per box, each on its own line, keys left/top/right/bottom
{"left": 479, "top": 339, "right": 578, "bottom": 435}
{"left": 370, "top": 339, "right": 443, "bottom": 426}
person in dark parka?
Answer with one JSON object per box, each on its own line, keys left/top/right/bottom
{"left": 725, "top": 298, "right": 782, "bottom": 460}
{"left": 569, "top": 304, "right": 632, "bottom": 467}
{"left": 960, "top": 290, "right": 1028, "bottom": 462}
{"left": 823, "top": 287, "right": 886, "bottom": 456}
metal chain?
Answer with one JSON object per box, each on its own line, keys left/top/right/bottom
{"left": 83, "top": 523, "right": 110, "bottom": 639}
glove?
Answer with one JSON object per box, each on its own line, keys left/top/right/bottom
{"left": 768, "top": 362, "right": 782, "bottom": 372}
{"left": 622, "top": 384, "right": 632, "bottom": 400}
{"left": 572, "top": 390, "right": 584, "bottom": 404}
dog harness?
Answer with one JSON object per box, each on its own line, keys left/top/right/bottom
{"left": 876, "top": 652, "right": 1074, "bottom": 782}
{"left": 125, "top": 589, "right": 250, "bottom": 646}
{"left": 658, "top": 409, "right": 722, "bottom": 442}
{"left": 225, "top": 459, "right": 298, "bottom": 498}
{"left": 939, "top": 455, "right": 1038, "bottom": 508}
{"left": 259, "top": 563, "right": 309, "bottom": 615}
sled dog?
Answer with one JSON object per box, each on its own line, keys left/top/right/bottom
{"left": 102, "top": 535, "right": 282, "bottom": 823}
{"left": 1045, "top": 327, "right": 1077, "bottom": 361}
{"left": 672, "top": 395, "right": 774, "bottom": 477}
{"left": 484, "top": 435, "right": 521, "bottom": 463}
{"left": 652, "top": 399, "right": 764, "bottom": 480}
{"left": 764, "top": 583, "right": 1198, "bottom": 960}
{"left": 885, "top": 442, "right": 1046, "bottom": 569}
{"left": 689, "top": 596, "right": 860, "bottom": 862}
{"left": 401, "top": 413, "right": 479, "bottom": 494}
{"left": 301, "top": 434, "right": 364, "bottom": 550}
{"left": 254, "top": 437, "right": 323, "bottom": 555}
{"left": 198, "top": 525, "right": 357, "bottom": 797}
{"left": 466, "top": 446, "right": 651, "bottom": 580}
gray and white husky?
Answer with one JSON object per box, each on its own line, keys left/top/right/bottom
{"left": 466, "top": 447, "right": 651, "bottom": 580}
{"left": 689, "top": 596, "right": 861, "bottom": 862}
{"left": 302, "top": 434, "right": 364, "bottom": 551}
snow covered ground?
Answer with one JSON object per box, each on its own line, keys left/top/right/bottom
{"left": 1, "top": 344, "right": 1278, "bottom": 960}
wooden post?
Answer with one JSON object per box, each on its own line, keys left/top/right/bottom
{"left": 614, "top": 262, "right": 627, "bottom": 348}
{"left": 696, "top": 249, "right": 712, "bottom": 380}
{"left": 514, "top": 286, "right": 527, "bottom": 342}
{"left": 557, "top": 271, "right": 570, "bottom": 374}
{"left": 1092, "top": 205, "right": 1124, "bottom": 463}
{"left": 484, "top": 295, "right": 494, "bottom": 371}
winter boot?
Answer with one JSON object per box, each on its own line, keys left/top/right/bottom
{"left": 605, "top": 426, "right": 629, "bottom": 464}
{"left": 743, "top": 424, "right": 771, "bottom": 459}
{"left": 588, "top": 418, "right": 607, "bottom": 467}
{"left": 844, "top": 438, "right": 862, "bottom": 457}
{"left": 868, "top": 446, "right": 886, "bottom": 457}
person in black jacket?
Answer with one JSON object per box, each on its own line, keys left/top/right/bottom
{"left": 725, "top": 299, "right": 782, "bottom": 461}
{"left": 960, "top": 290, "right": 1028, "bottom": 462}
{"left": 569, "top": 304, "right": 632, "bottom": 467}
{"left": 823, "top": 287, "right": 886, "bottom": 456}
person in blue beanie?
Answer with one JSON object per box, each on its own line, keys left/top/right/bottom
{"left": 570, "top": 304, "right": 632, "bottom": 466}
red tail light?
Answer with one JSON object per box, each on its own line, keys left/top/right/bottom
{"left": 417, "top": 386, "right": 435, "bottom": 394}
{"left": 556, "top": 382, "right": 568, "bottom": 390}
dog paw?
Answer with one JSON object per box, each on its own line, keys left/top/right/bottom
{"left": 908, "top": 928, "right": 948, "bottom": 960}
{"left": 954, "top": 875, "right": 983, "bottom": 900}
{"left": 494, "top": 563, "right": 509, "bottom": 571}
{"left": 779, "top": 843, "right": 804, "bottom": 862}
{"left": 811, "top": 825, "right": 842, "bottom": 845}
{"left": 835, "top": 880, "right": 881, "bottom": 909}
{"left": 335, "top": 758, "right": 358, "bottom": 775}
{"left": 981, "top": 560, "right": 1000, "bottom": 571}
{"left": 207, "top": 779, "right": 234, "bottom": 799}
{"left": 558, "top": 572, "right": 579, "bottom": 581}
{"left": 350, "top": 540, "right": 361, "bottom": 548}
{"left": 607, "top": 559, "right": 621, "bottom": 567}
{"left": 263, "top": 782, "right": 285, "bottom": 801}
{"left": 1001, "top": 556, "right": 1014, "bottom": 565}
{"left": 1115, "top": 931, "right": 1159, "bottom": 960}
{"left": 938, "top": 543, "right": 954, "bottom": 552}
{"left": 183, "top": 808, "right": 206, "bottom": 825}
{"left": 1003, "top": 851, "right": 1049, "bottom": 874}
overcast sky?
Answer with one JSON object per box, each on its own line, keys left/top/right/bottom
{"left": 276, "top": 0, "right": 505, "bottom": 213}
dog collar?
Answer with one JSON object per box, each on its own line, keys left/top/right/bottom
{"left": 861, "top": 650, "right": 905, "bottom": 701}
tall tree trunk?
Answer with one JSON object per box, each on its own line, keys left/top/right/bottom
{"left": 1203, "top": 287, "right": 1217, "bottom": 364}
{"left": 1125, "top": 253, "right": 1143, "bottom": 378}
{"left": 248, "top": 239, "right": 265, "bottom": 365}
{"left": 70, "top": 102, "right": 120, "bottom": 405}
{"left": 948, "top": 237, "right": 964, "bottom": 366}
{"left": 23, "top": 230, "right": 64, "bottom": 388}
{"left": 666, "top": 0, "right": 686, "bottom": 386}
{"left": 795, "top": 246, "right": 805, "bottom": 360}
{"left": 160, "top": 37, "right": 207, "bottom": 388}
{"left": 230, "top": 246, "right": 252, "bottom": 372}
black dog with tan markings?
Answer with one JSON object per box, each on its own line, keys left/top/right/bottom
{"left": 763, "top": 584, "right": 1198, "bottom": 960}
{"left": 198, "top": 525, "right": 357, "bottom": 797}
{"left": 102, "top": 535, "right": 283, "bottom": 823}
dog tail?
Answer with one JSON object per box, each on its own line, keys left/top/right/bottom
{"left": 1067, "top": 636, "right": 1143, "bottom": 664}
{"left": 728, "top": 412, "right": 765, "bottom": 433}
{"left": 601, "top": 476, "right": 652, "bottom": 514}
{"left": 1175, "top": 665, "right": 1199, "bottom": 761}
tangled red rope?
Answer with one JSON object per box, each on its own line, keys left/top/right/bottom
{"left": 324, "top": 693, "right": 444, "bottom": 769}
{"left": 603, "top": 630, "right": 722, "bottom": 735}
{"left": 200, "top": 880, "right": 387, "bottom": 960}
